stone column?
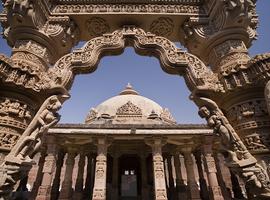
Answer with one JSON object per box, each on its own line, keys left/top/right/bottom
{"left": 194, "top": 151, "right": 209, "bottom": 200}
{"left": 73, "top": 152, "right": 86, "bottom": 200}
{"left": 214, "top": 153, "right": 232, "bottom": 200}
{"left": 59, "top": 148, "right": 76, "bottom": 200}
{"left": 173, "top": 152, "right": 187, "bottom": 200}
{"left": 146, "top": 137, "right": 168, "bottom": 200}
{"left": 51, "top": 150, "right": 65, "bottom": 200}
{"left": 140, "top": 153, "right": 149, "bottom": 200}
{"left": 112, "top": 153, "right": 120, "bottom": 200}
{"left": 83, "top": 154, "right": 95, "bottom": 199}
{"left": 182, "top": 148, "right": 201, "bottom": 200}
{"left": 164, "top": 153, "right": 175, "bottom": 199}
{"left": 30, "top": 148, "right": 46, "bottom": 199}
{"left": 92, "top": 137, "right": 111, "bottom": 200}
{"left": 202, "top": 140, "right": 224, "bottom": 200}
{"left": 36, "top": 138, "right": 58, "bottom": 200}
{"left": 230, "top": 170, "right": 245, "bottom": 199}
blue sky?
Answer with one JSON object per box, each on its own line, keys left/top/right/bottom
{"left": 0, "top": 2, "right": 269, "bottom": 124}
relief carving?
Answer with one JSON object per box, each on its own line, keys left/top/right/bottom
{"left": 52, "top": 4, "right": 202, "bottom": 15}
{"left": 193, "top": 95, "right": 270, "bottom": 199}
{"left": 150, "top": 17, "right": 174, "bottom": 37}
{"left": 86, "top": 17, "right": 110, "bottom": 37}
{"left": 116, "top": 101, "right": 142, "bottom": 117}
{"left": 0, "top": 94, "right": 68, "bottom": 198}
{"left": 47, "top": 27, "right": 222, "bottom": 94}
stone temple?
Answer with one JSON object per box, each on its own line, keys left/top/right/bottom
{"left": 0, "top": 0, "right": 270, "bottom": 200}
{"left": 17, "top": 84, "right": 231, "bottom": 200}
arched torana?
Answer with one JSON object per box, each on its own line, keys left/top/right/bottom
{"left": 1, "top": 26, "right": 270, "bottom": 199}
{"left": 43, "top": 26, "right": 270, "bottom": 199}
{"left": 47, "top": 26, "right": 222, "bottom": 93}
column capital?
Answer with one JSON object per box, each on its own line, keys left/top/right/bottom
{"left": 180, "top": 146, "right": 193, "bottom": 154}
{"left": 94, "top": 136, "right": 113, "bottom": 147}
{"left": 144, "top": 136, "right": 167, "bottom": 147}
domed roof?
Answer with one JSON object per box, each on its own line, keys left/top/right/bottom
{"left": 85, "top": 84, "right": 176, "bottom": 125}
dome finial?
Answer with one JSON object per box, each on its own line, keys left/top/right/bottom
{"left": 119, "top": 83, "right": 139, "bottom": 95}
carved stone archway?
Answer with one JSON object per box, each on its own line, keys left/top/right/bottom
{"left": 44, "top": 26, "right": 222, "bottom": 94}
{"left": 0, "top": 26, "right": 270, "bottom": 200}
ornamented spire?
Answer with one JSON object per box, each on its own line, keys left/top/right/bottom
{"left": 119, "top": 83, "right": 139, "bottom": 95}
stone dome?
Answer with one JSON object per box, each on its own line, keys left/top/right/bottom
{"left": 85, "top": 84, "right": 176, "bottom": 125}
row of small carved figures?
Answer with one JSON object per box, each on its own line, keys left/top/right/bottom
{"left": 244, "top": 135, "right": 268, "bottom": 150}
{"left": 0, "top": 98, "right": 32, "bottom": 119}
{"left": 0, "top": 132, "right": 18, "bottom": 148}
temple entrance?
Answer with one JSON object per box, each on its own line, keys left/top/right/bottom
{"left": 119, "top": 155, "right": 140, "bottom": 200}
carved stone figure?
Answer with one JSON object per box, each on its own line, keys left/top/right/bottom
{"left": 194, "top": 95, "right": 270, "bottom": 199}
{"left": 0, "top": 94, "right": 67, "bottom": 199}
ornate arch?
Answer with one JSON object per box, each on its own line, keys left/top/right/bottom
{"left": 45, "top": 26, "right": 223, "bottom": 93}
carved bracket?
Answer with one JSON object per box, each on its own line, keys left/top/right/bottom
{"left": 191, "top": 94, "right": 270, "bottom": 199}
{"left": 0, "top": 93, "right": 69, "bottom": 199}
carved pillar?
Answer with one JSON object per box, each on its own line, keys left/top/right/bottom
{"left": 73, "top": 152, "right": 86, "bottom": 200}
{"left": 202, "top": 140, "right": 224, "bottom": 200}
{"left": 0, "top": 0, "right": 80, "bottom": 157}
{"left": 92, "top": 137, "right": 111, "bottom": 200}
{"left": 59, "top": 148, "right": 76, "bottom": 200}
{"left": 36, "top": 137, "right": 58, "bottom": 200}
{"left": 173, "top": 152, "right": 187, "bottom": 200}
{"left": 51, "top": 150, "right": 65, "bottom": 200}
{"left": 146, "top": 137, "right": 168, "bottom": 200}
{"left": 112, "top": 152, "right": 119, "bottom": 200}
{"left": 182, "top": 148, "right": 201, "bottom": 200}
{"left": 193, "top": 151, "right": 209, "bottom": 200}
{"left": 140, "top": 153, "right": 149, "bottom": 200}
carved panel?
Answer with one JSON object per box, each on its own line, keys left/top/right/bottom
{"left": 116, "top": 101, "right": 142, "bottom": 117}
{"left": 150, "top": 17, "right": 174, "bottom": 37}
{"left": 86, "top": 17, "right": 110, "bottom": 37}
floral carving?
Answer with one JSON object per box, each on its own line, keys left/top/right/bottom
{"left": 52, "top": 4, "right": 203, "bottom": 15}
{"left": 85, "top": 17, "right": 110, "bottom": 37}
{"left": 116, "top": 101, "right": 142, "bottom": 117}
{"left": 47, "top": 27, "right": 222, "bottom": 94}
{"left": 150, "top": 17, "right": 174, "bottom": 37}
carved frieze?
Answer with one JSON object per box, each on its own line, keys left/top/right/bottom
{"left": 226, "top": 99, "right": 269, "bottom": 130}
{"left": 52, "top": 4, "right": 203, "bottom": 15}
